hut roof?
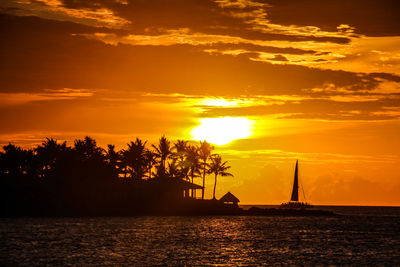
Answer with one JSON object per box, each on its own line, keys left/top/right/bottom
{"left": 149, "top": 178, "right": 203, "bottom": 190}
{"left": 177, "top": 179, "right": 203, "bottom": 190}
{"left": 219, "top": 192, "right": 240, "bottom": 203}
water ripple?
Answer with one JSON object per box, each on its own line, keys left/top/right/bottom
{"left": 1, "top": 215, "right": 399, "bottom": 265}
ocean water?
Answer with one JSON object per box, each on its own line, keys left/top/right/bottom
{"left": 1, "top": 207, "right": 399, "bottom": 266}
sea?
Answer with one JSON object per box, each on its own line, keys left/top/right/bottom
{"left": 1, "top": 206, "right": 399, "bottom": 266}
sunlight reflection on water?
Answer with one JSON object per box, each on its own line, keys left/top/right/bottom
{"left": 1, "top": 215, "right": 399, "bottom": 265}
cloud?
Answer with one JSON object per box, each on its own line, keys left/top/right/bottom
{"left": 0, "top": 89, "right": 94, "bottom": 106}
{"left": 2, "top": 14, "right": 386, "bottom": 96}
{"left": 318, "top": 36, "right": 400, "bottom": 75}
{"left": 4, "top": 0, "right": 400, "bottom": 78}
{"left": 308, "top": 174, "right": 400, "bottom": 205}
{"left": 262, "top": 0, "right": 400, "bottom": 37}
{"left": 2, "top": 13, "right": 399, "bottom": 123}
{"left": 221, "top": 147, "right": 400, "bottom": 164}
{"left": 204, "top": 42, "right": 322, "bottom": 55}
{"left": 0, "top": 88, "right": 199, "bottom": 139}
{"left": 268, "top": 54, "right": 288, "bottom": 62}
{"left": 215, "top": 0, "right": 354, "bottom": 41}
{"left": 140, "top": 91, "right": 400, "bottom": 122}
{"left": 201, "top": 97, "right": 400, "bottom": 121}
{"left": 0, "top": 0, "right": 129, "bottom": 28}
{"left": 2, "top": 0, "right": 354, "bottom": 44}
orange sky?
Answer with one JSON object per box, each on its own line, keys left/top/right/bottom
{"left": 0, "top": 0, "right": 399, "bottom": 205}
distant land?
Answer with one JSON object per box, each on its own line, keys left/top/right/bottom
{"left": 0, "top": 136, "right": 335, "bottom": 217}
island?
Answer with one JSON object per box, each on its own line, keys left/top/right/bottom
{"left": 0, "top": 136, "right": 335, "bottom": 217}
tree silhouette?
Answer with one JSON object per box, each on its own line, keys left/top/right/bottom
{"left": 208, "top": 154, "right": 233, "bottom": 200}
{"left": 106, "top": 144, "right": 121, "bottom": 178}
{"left": 74, "top": 136, "right": 104, "bottom": 161}
{"left": 152, "top": 135, "right": 172, "bottom": 175}
{"left": 0, "top": 143, "right": 33, "bottom": 178}
{"left": 173, "top": 140, "right": 188, "bottom": 160}
{"left": 173, "top": 140, "right": 190, "bottom": 181}
{"left": 168, "top": 159, "right": 185, "bottom": 179}
{"left": 198, "top": 141, "right": 214, "bottom": 200}
{"left": 185, "top": 145, "right": 201, "bottom": 197}
{"left": 122, "top": 138, "right": 147, "bottom": 180}
{"left": 143, "top": 149, "right": 156, "bottom": 179}
{"left": 0, "top": 135, "right": 236, "bottom": 216}
{"left": 35, "top": 138, "right": 68, "bottom": 178}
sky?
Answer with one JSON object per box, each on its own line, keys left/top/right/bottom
{"left": 1, "top": 0, "right": 400, "bottom": 205}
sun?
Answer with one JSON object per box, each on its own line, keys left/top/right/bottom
{"left": 190, "top": 117, "right": 254, "bottom": 145}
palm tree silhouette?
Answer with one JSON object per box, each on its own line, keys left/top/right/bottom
{"left": 143, "top": 149, "right": 156, "bottom": 179}
{"left": 152, "top": 135, "right": 172, "bottom": 175}
{"left": 173, "top": 140, "right": 188, "bottom": 161}
{"left": 208, "top": 154, "right": 233, "bottom": 200}
{"left": 173, "top": 140, "right": 190, "bottom": 181}
{"left": 185, "top": 145, "right": 201, "bottom": 198}
{"left": 168, "top": 159, "right": 185, "bottom": 179}
{"left": 1, "top": 143, "right": 31, "bottom": 177}
{"left": 35, "top": 138, "right": 67, "bottom": 177}
{"left": 198, "top": 141, "right": 214, "bottom": 200}
{"left": 122, "top": 138, "right": 147, "bottom": 180}
{"left": 74, "top": 136, "right": 104, "bottom": 161}
{"left": 106, "top": 144, "right": 121, "bottom": 177}
{"left": 0, "top": 135, "right": 239, "bottom": 217}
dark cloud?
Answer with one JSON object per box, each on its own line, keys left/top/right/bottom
{"left": 201, "top": 97, "right": 400, "bottom": 120}
{"left": 203, "top": 27, "right": 350, "bottom": 44}
{"left": 0, "top": 14, "right": 387, "bottom": 96}
{"left": 1, "top": 13, "right": 399, "bottom": 123}
{"left": 269, "top": 54, "right": 288, "bottom": 61}
{"left": 5, "top": 0, "right": 352, "bottom": 43}
{"left": 60, "top": 0, "right": 244, "bottom": 33}
{"left": 265, "top": 0, "right": 400, "bottom": 37}
{"left": 60, "top": 0, "right": 117, "bottom": 10}
{"left": 203, "top": 42, "right": 324, "bottom": 55}
{"left": 0, "top": 13, "right": 113, "bottom": 35}
{"left": 369, "top": 73, "right": 400, "bottom": 83}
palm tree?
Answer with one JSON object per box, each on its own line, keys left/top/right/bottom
{"left": 74, "top": 136, "right": 104, "bottom": 161}
{"left": 167, "top": 159, "right": 185, "bottom": 179}
{"left": 173, "top": 139, "right": 189, "bottom": 180}
{"left": 208, "top": 154, "right": 233, "bottom": 200}
{"left": 122, "top": 138, "right": 147, "bottom": 180}
{"left": 180, "top": 164, "right": 190, "bottom": 182}
{"left": 35, "top": 138, "right": 68, "bottom": 177}
{"left": 152, "top": 135, "right": 172, "bottom": 175}
{"left": 106, "top": 144, "right": 121, "bottom": 177}
{"left": 173, "top": 140, "right": 188, "bottom": 160}
{"left": 198, "top": 141, "right": 214, "bottom": 199}
{"left": 143, "top": 149, "right": 156, "bottom": 179}
{"left": 0, "top": 143, "right": 30, "bottom": 177}
{"left": 185, "top": 145, "right": 201, "bottom": 197}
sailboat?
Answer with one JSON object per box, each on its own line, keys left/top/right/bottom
{"left": 280, "top": 160, "right": 313, "bottom": 209}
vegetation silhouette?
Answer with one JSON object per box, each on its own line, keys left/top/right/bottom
{"left": 0, "top": 136, "right": 238, "bottom": 216}
{"left": 208, "top": 154, "right": 233, "bottom": 200}
{"left": 199, "top": 141, "right": 214, "bottom": 200}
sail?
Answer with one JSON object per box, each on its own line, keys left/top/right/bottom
{"left": 290, "top": 160, "right": 299, "bottom": 201}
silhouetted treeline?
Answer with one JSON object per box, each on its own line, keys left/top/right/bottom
{"left": 0, "top": 136, "right": 233, "bottom": 216}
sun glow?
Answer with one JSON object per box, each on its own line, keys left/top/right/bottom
{"left": 198, "top": 98, "right": 239, "bottom": 107}
{"left": 190, "top": 117, "right": 254, "bottom": 145}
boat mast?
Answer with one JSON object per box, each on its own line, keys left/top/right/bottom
{"left": 290, "top": 160, "right": 299, "bottom": 202}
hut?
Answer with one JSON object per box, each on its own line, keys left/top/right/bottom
{"left": 147, "top": 177, "right": 203, "bottom": 201}
{"left": 219, "top": 192, "right": 240, "bottom": 208}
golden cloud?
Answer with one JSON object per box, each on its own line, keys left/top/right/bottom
{"left": 10, "top": 0, "right": 130, "bottom": 28}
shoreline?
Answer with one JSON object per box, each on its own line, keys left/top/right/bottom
{"left": 1, "top": 207, "right": 337, "bottom": 218}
